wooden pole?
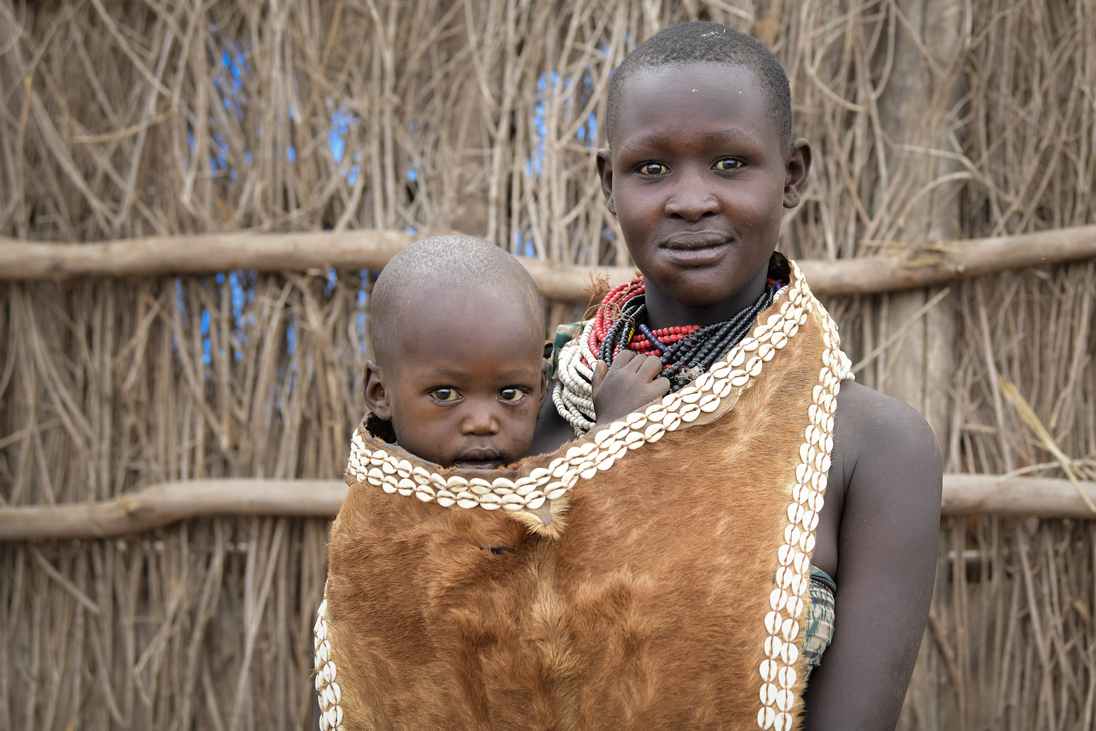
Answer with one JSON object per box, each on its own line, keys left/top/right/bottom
{"left": 2, "top": 225, "right": 1095, "bottom": 299}
{"left": 0, "top": 474, "right": 1093, "bottom": 541}
{"left": 0, "top": 480, "right": 348, "bottom": 541}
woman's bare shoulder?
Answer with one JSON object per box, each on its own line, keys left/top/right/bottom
{"left": 833, "top": 380, "right": 942, "bottom": 499}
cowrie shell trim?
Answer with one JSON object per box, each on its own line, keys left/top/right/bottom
{"left": 313, "top": 583, "right": 345, "bottom": 731}
{"left": 755, "top": 281, "right": 850, "bottom": 730}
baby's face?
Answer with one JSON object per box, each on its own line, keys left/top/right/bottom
{"left": 373, "top": 287, "right": 546, "bottom": 469}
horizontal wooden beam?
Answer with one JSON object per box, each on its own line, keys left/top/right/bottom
{"left": 2, "top": 224, "right": 1095, "bottom": 299}
{"left": 1, "top": 474, "right": 1093, "bottom": 541}
{"left": 940, "top": 474, "right": 1096, "bottom": 518}
{"left": 0, "top": 480, "right": 349, "bottom": 542}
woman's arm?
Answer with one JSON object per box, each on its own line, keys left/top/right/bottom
{"left": 802, "top": 382, "right": 943, "bottom": 730}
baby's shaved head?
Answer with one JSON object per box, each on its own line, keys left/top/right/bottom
{"left": 370, "top": 234, "right": 543, "bottom": 365}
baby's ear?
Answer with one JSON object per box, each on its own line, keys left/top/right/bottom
{"left": 539, "top": 357, "right": 550, "bottom": 405}
{"left": 363, "top": 361, "right": 393, "bottom": 420}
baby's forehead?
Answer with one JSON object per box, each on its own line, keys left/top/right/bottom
{"left": 388, "top": 277, "right": 540, "bottom": 336}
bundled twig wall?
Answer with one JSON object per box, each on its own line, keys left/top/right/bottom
{"left": 1, "top": 0, "right": 1095, "bottom": 729}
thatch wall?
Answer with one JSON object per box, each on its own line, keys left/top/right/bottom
{"left": 1, "top": 0, "right": 1095, "bottom": 728}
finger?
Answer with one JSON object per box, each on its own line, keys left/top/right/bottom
{"left": 651, "top": 376, "right": 672, "bottom": 396}
{"left": 591, "top": 360, "right": 609, "bottom": 390}
{"left": 609, "top": 349, "right": 637, "bottom": 370}
{"left": 635, "top": 354, "right": 666, "bottom": 381}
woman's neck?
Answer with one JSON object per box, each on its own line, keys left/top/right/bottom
{"left": 643, "top": 268, "right": 770, "bottom": 330}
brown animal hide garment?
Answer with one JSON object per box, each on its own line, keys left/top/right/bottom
{"left": 315, "top": 261, "right": 851, "bottom": 731}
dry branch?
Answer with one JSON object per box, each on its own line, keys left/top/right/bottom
{"left": 0, "top": 480, "right": 347, "bottom": 541}
{"left": 3, "top": 474, "right": 1095, "bottom": 541}
{"left": 3, "top": 223, "right": 1095, "bottom": 298}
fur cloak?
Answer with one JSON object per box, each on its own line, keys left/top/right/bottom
{"left": 314, "top": 260, "right": 850, "bottom": 731}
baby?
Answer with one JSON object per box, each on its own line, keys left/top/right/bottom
{"left": 361, "top": 234, "right": 547, "bottom": 470}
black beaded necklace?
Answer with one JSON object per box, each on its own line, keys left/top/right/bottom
{"left": 597, "top": 285, "right": 776, "bottom": 393}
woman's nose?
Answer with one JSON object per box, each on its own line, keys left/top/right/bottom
{"left": 663, "top": 169, "right": 720, "bottom": 221}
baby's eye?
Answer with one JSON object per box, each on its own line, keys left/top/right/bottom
{"left": 430, "top": 387, "right": 460, "bottom": 402}
{"left": 497, "top": 387, "right": 526, "bottom": 403}
{"left": 637, "top": 162, "right": 670, "bottom": 176}
{"left": 713, "top": 157, "right": 744, "bottom": 171}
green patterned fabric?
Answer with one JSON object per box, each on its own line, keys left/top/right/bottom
{"left": 804, "top": 567, "right": 836, "bottom": 676}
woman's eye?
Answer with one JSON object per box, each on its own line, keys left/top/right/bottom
{"left": 498, "top": 387, "right": 526, "bottom": 403}
{"left": 713, "top": 157, "right": 744, "bottom": 171}
{"left": 430, "top": 388, "right": 460, "bottom": 402}
{"left": 637, "top": 162, "right": 669, "bottom": 175}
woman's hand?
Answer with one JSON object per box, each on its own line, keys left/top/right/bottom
{"left": 591, "top": 350, "right": 671, "bottom": 425}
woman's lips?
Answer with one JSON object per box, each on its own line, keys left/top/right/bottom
{"left": 661, "top": 233, "right": 732, "bottom": 265}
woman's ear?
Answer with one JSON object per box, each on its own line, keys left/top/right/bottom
{"left": 596, "top": 148, "right": 616, "bottom": 215}
{"left": 783, "top": 138, "right": 812, "bottom": 209}
{"left": 363, "top": 361, "right": 393, "bottom": 420}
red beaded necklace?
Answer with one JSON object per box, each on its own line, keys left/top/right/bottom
{"left": 587, "top": 276, "right": 782, "bottom": 364}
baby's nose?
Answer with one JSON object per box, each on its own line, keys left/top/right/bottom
{"left": 461, "top": 402, "right": 500, "bottom": 435}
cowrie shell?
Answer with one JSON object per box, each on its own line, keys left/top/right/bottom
{"left": 644, "top": 423, "right": 665, "bottom": 441}
{"left": 769, "top": 588, "right": 788, "bottom": 611}
{"left": 545, "top": 483, "right": 568, "bottom": 500}
{"left": 778, "top": 544, "right": 794, "bottom": 566}
{"left": 645, "top": 407, "right": 667, "bottom": 423}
